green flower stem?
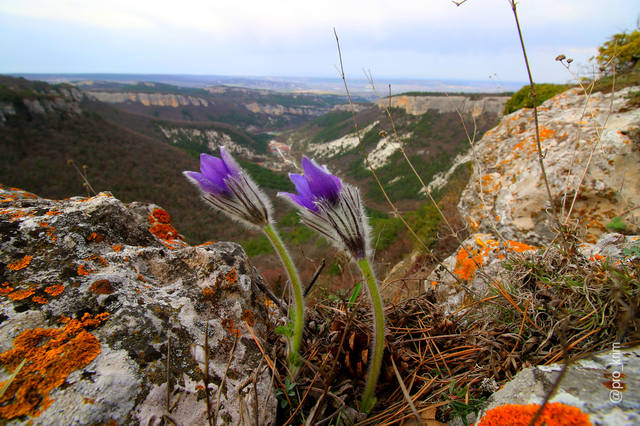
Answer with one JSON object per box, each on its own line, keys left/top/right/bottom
{"left": 357, "top": 257, "right": 385, "bottom": 413}
{"left": 263, "top": 223, "right": 304, "bottom": 375}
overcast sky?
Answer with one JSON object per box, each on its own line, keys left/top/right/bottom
{"left": 0, "top": 0, "right": 637, "bottom": 83}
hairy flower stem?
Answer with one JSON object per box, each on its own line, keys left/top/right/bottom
{"left": 263, "top": 223, "right": 304, "bottom": 376}
{"left": 357, "top": 257, "right": 385, "bottom": 413}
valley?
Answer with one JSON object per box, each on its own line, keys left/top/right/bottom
{"left": 0, "top": 74, "right": 510, "bottom": 297}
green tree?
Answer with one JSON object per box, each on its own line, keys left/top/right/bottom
{"left": 593, "top": 28, "right": 640, "bottom": 74}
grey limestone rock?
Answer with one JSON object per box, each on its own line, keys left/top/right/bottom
{"left": 0, "top": 186, "right": 279, "bottom": 425}
{"left": 476, "top": 345, "right": 640, "bottom": 425}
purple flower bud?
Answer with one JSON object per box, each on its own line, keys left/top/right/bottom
{"left": 278, "top": 158, "right": 370, "bottom": 260}
{"left": 184, "top": 147, "right": 272, "bottom": 229}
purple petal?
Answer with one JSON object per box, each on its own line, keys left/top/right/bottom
{"left": 279, "top": 191, "right": 318, "bottom": 212}
{"left": 200, "top": 153, "right": 230, "bottom": 181}
{"left": 219, "top": 146, "right": 242, "bottom": 177}
{"left": 301, "top": 157, "right": 342, "bottom": 202}
{"left": 184, "top": 171, "right": 228, "bottom": 195}
{"left": 289, "top": 173, "right": 313, "bottom": 198}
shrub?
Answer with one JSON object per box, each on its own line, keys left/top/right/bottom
{"left": 504, "top": 84, "right": 571, "bottom": 115}
{"left": 593, "top": 28, "right": 640, "bottom": 74}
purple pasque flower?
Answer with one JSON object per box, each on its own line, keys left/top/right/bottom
{"left": 184, "top": 146, "right": 272, "bottom": 229}
{"left": 279, "top": 157, "right": 370, "bottom": 260}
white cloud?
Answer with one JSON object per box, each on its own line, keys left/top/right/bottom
{"left": 0, "top": 0, "right": 635, "bottom": 80}
{"left": 0, "top": 0, "right": 154, "bottom": 30}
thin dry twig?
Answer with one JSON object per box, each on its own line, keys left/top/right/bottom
{"left": 213, "top": 334, "right": 238, "bottom": 426}
{"left": 204, "top": 322, "right": 213, "bottom": 426}
{"left": 509, "top": 0, "right": 555, "bottom": 217}
{"left": 390, "top": 355, "right": 423, "bottom": 425}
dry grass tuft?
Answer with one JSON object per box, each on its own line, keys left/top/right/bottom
{"left": 272, "top": 243, "right": 639, "bottom": 424}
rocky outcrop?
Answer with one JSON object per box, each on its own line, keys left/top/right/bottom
{"left": 0, "top": 186, "right": 279, "bottom": 425}
{"left": 245, "top": 102, "right": 321, "bottom": 116}
{"left": 0, "top": 87, "right": 83, "bottom": 124}
{"left": 476, "top": 345, "right": 640, "bottom": 425}
{"left": 376, "top": 95, "right": 509, "bottom": 117}
{"left": 88, "top": 91, "right": 210, "bottom": 108}
{"left": 421, "top": 86, "right": 640, "bottom": 313}
{"left": 427, "top": 231, "right": 639, "bottom": 314}
{"left": 458, "top": 86, "right": 640, "bottom": 245}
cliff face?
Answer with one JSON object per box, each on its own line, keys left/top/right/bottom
{"left": 89, "top": 91, "right": 210, "bottom": 107}
{"left": 422, "top": 85, "right": 640, "bottom": 313}
{"left": 459, "top": 86, "right": 639, "bottom": 244}
{"left": 245, "top": 102, "right": 322, "bottom": 116}
{"left": 88, "top": 92, "right": 328, "bottom": 117}
{"left": 0, "top": 87, "right": 84, "bottom": 124}
{"left": 376, "top": 95, "right": 509, "bottom": 117}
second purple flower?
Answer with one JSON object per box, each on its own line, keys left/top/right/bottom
{"left": 279, "top": 157, "right": 371, "bottom": 260}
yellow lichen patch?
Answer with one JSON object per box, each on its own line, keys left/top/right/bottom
{"left": 7, "top": 255, "right": 33, "bottom": 271}
{"left": 8, "top": 288, "right": 36, "bottom": 301}
{"left": 0, "top": 313, "right": 108, "bottom": 419}
{"left": 44, "top": 284, "right": 65, "bottom": 297}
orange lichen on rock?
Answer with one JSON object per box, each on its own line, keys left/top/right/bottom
{"left": 8, "top": 288, "right": 36, "bottom": 301}
{"left": 31, "top": 295, "right": 48, "bottom": 304}
{"left": 453, "top": 246, "right": 486, "bottom": 281}
{"left": 7, "top": 255, "right": 33, "bottom": 271}
{"left": 195, "top": 241, "right": 215, "bottom": 247}
{"left": 0, "top": 313, "right": 109, "bottom": 419}
{"left": 202, "top": 287, "right": 215, "bottom": 299}
{"left": 504, "top": 240, "right": 538, "bottom": 253}
{"left": 150, "top": 208, "right": 171, "bottom": 224}
{"left": 86, "top": 232, "right": 104, "bottom": 243}
{"left": 148, "top": 208, "right": 184, "bottom": 242}
{"left": 77, "top": 265, "right": 93, "bottom": 276}
{"left": 538, "top": 126, "right": 556, "bottom": 141}
{"left": 241, "top": 309, "right": 255, "bottom": 326}
{"left": 221, "top": 317, "right": 241, "bottom": 337}
{"left": 226, "top": 268, "right": 238, "bottom": 285}
{"left": 44, "top": 284, "right": 65, "bottom": 297}
{"left": 0, "top": 282, "right": 14, "bottom": 295}
{"left": 478, "top": 402, "right": 591, "bottom": 426}
{"left": 149, "top": 223, "right": 180, "bottom": 241}
{"left": 111, "top": 244, "right": 122, "bottom": 252}
{"left": 88, "top": 280, "right": 114, "bottom": 295}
